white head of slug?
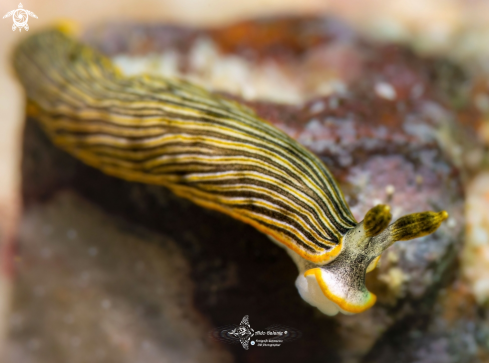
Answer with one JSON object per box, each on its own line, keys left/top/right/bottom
{"left": 279, "top": 205, "right": 448, "bottom": 316}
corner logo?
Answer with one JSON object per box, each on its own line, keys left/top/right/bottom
{"left": 209, "top": 315, "right": 302, "bottom": 350}
{"left": 3, "top": 3, "right": 37, "bottom": 32}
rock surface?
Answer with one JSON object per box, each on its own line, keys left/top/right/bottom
{"left": 6, "top": 17, "right": 485, "bottom": 363}
{"left": 5, "top": 190, "right": 233, "bottom": 363}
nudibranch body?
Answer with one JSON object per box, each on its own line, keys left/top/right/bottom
{"left": 13, "top": 28, "right": 448, "bottom": 315}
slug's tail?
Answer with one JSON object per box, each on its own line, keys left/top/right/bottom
{"left": 13, "top": 27, "right": 120, "bottom": 107}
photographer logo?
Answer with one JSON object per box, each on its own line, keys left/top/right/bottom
{"left": 209, "top": 315, "right": 302, "bottom": 350}
{"left": 3, "top": 3, "right": 37, "bottom": 32}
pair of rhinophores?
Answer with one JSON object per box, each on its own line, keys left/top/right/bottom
{"left": 13, "top": 26, "right": 448, "bottom": 316}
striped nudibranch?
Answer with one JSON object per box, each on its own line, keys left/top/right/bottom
{"left": 13, "top": 27, "right": 448, "bottom": 315}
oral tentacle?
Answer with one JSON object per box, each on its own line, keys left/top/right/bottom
{"left": 364, "top": 204, "right": 392, "bottom": 237}
{"left": 389, "top": 211, "right": 449, "bottom": 242}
